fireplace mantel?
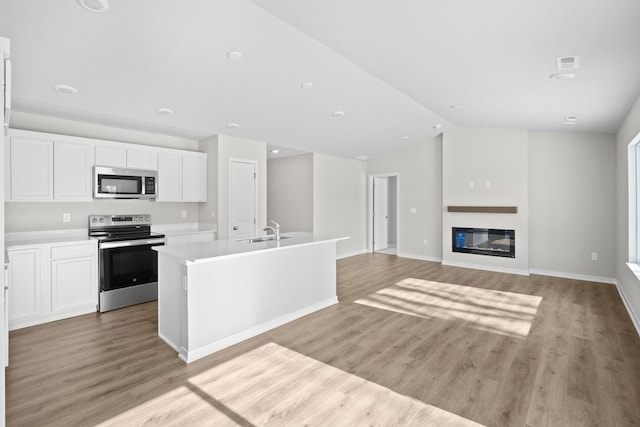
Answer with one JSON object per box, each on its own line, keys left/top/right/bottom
{"left": 447, "top": 206, "right": 518, "bottom": 214}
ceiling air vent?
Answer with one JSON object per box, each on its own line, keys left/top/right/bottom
{"left": 556, "top": 56, "right": 579, "bottom": 70}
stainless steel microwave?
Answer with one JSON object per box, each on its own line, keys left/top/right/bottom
{"left": 94, "top": 166, "right": 157, "bottom": 199}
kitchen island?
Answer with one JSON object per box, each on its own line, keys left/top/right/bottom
{"left": 153, "top": 232, "right": 348, "bottom": 363}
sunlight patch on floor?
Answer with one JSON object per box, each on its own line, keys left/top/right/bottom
{"left": 355, "top": 278, "right": 542, "bottom": 338}
{"left": 97, "top": 342, "right": 484, "bottom": 426}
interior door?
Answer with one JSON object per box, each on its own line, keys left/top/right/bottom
{"left": 373, "top": 177, "right": 389, "bottom": 251}
{"left": 230, "top": 160, "right": 257, "bottom": 240}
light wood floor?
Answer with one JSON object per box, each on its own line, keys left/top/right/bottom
{"left": 6, "top": 254, "right": 640, "bottom": 426}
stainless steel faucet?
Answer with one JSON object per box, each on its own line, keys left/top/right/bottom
{"left": 263, "top": 220, "right": 281, "bottom": 240}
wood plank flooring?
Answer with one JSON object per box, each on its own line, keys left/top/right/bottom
{"left": 6, "top": 254, "right": 640, "bottom": 426}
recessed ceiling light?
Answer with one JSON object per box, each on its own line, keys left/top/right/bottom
{"left": 53, "top": 84, "right": 77, "bottom": 95}
{"left": 227, "top": 51, "right": 243, "bottom": 61}
{"left": 449, "top": 105, "right": 462, "bottom": 110}
{"left": 271, "top": 149, "right": 280, "bottom": 154}
{"left": 156, "top": 108, "right": 173, "bottom": 116}
{"left": 77, "top": 0, "right": 109, "bottom": 12}
{"left": 226, "top": 123, "right": 240, "bottom": 129}
{"left": 301, "top": 82, "right": 313, "bottom": 90}
{"left": 331, "top": 111, "right": 345, "bottom": 118}
{"left": 356, "top": 155, "right": 369, "bottom": 161}
{"left": 549, "top": 72, "right": 576, "bottom": 80}
{"left": 399, "top": 136, "right": 409, "bottom": 141}
{"left": 433, "top": 123, "right": 443, "bottom": 130}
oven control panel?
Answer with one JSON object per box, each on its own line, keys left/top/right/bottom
{"left": 89, "top": 214, "right": 152, "bottom": 228}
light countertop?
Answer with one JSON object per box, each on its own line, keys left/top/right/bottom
{"left": 152, "top": 223, "right": 217, "bottom": 236}
{"left": 5, "top": 229, "right": 95, "bottom": 249}
{"left": 154, "top": 231, "right": 349, "bottom": 264}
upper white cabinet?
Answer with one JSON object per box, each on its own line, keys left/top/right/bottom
{"left": 95, "top": 145, "right": 158, "bottom": 171}
{"left": 54, "top": 141, "right": 93, "bottom": 201}
{"left": 157, "top": 152, "right": 207, "bottom": 202}
{"left": 9, "top": 136, "right": 54, "bottom": 201}
{"left": 6, "top": 129, "right": 206, "bottom": 202}
{"left": 95, "top": 145, "right": 126, "bottom": 168}
{"left": 157, "top": 153, "right": 182, "bottom": 201}
{"left": 182, "top": 154, "right": 207, "bottom": 202}
{"left": 127, "top": 149, "right": 157, "bottom": 170}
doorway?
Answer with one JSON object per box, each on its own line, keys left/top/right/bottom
{"left": 229, "top": 159, "right": 257, "bottom": 240}
{"left": 369, "top": 174, "right": 399, "bottom": 255}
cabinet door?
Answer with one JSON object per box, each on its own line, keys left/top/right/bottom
{"left": 182, "top": 155, "right": 207, "bottom": 202}
{"left": 9, "top": 136, "right": 53, "bottom": 201}
{"left": 8, "top": 248, "right": 41, "bottom": 323}
{"left": 95, "top": 145, "right": 126, "bottom": 167}
{"left": 157, "top": 153, "right": 182, "bottom": 201}
{"left": 51, "top": 257, "right": 97, "bottom": 313}
{"left": 54, "top": 141, "right": 93, "bottom": 201}
{"left": 127, "top": 149, "right": 157, "bottom": 170}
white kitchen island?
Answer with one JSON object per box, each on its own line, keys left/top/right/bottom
{"left": 153, "top": 232, "right": 348, "bottom": 363}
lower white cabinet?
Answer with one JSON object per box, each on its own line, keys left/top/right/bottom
{"left": 7, "top": 248, "right": 41, "bottom": 323}
{"left": 7, "top": 240, "right": 98, "bottom": 330}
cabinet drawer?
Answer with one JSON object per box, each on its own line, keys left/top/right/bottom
{"left": 51, "top": 243, "right": 96, "bottom": 260}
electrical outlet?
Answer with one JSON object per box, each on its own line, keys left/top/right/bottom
{"left": 181, "top": 210, "right": 187, "bottom": 218}
{"left": 63, "top": 213, "right": 71, "bottom": 223}
{"left": 410, "top": 208, "right": 417, "bottom": 214}
{"left": 591, "top": 252, "right": 598, "bottom": 261}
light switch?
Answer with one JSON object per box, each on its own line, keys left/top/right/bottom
{"left": 410, "top": 208, "right": 417, "bottom": 214}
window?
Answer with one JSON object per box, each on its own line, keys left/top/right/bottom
{"left": 628, "top": 131, "right": 640, "bottom": 271}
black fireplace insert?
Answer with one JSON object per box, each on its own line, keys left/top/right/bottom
{"left": 452, "top": 227, "right": 515, "bottom": 258}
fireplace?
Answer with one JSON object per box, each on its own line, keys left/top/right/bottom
{"left": 452, "top": 227, "right": 515, "bottom": 258}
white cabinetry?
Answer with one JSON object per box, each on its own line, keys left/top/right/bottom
{"left": 7, "top": 240, "right": 98, "bottom": 330}
{"left": 182, "top": 154, "right": 207, "bottom": 202}
{"left": 7, "top": 248, "right": 41, "bottom": 324}
{"left": 9, "top": 136, "right": 53, "bottom": 201}
{"left": 96, "top": 145, "right": 158, "bottom": 170}
{"left": 6, "top": 129, "right": 205, "bottom": 202}
{"left": 54, "top": 141, "right": 93, "bottom": 201}
{"left": 95, "top": 145, "right": 126, "bottom": 167}
{"left": 50, "top": 243, "right": 97, "bottom": 313}
{"left": 157, "top": 153, "right": 182, "bottom": 201}
{"left": 127, "top": 149, "right": 157, "bottom": 170}
{"left": 157, "top": 152, "right": 207, "bottom": 202}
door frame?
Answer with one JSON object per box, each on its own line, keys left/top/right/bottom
{"left": 228, "top": 158, "right": 258, "bottom": 240}
{"left": 368, "top": 173, "right": 400, "bottom": 253}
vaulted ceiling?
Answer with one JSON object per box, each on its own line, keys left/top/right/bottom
{"left": 1, "top": 0, "right": 639, "bottom": 159}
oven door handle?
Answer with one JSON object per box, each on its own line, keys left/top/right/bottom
{"left": 99, "top": 238, "right": 166, "bottom": 250}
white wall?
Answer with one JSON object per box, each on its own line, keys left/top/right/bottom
{"left": 367, "top": 136, "right": 442, "bottom": 260}
{"left": 197, "top": 135, "right": 219, "bottom": 226}
{"left": 442, "top": 128, "right": 529, "bottom": 274}
{"left": 616, "top": 92, "right": 640, "bottom": 329}
{"left": 216, "top": 134, "right": 267, "bottom": 240}
{"left": 267, "top": 154, "right": 313, "bottom": 233}
{"left": 5, "top": 112, "right": 200, "bottom": 231}
{"left": 529, "top": 131, "right": 616, "bottom": 281}
{"left": 313, "top": 153, "right": 367, "bottom": 258}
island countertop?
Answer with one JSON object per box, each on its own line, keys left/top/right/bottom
{"left": 153, "top": 231, "right": 349, "bottom": 264}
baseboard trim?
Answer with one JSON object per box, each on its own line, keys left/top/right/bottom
{"left": 615, "top": 280, "right": 640, "bottom": 337}
{"left": 441, "top": 260, "right": 530, "bottom": 276}
{"left": 529, "top": 269, "right": 616, "bottom": 285}
{"left": 397, "top": 252, "right": 442, "bottom": 263}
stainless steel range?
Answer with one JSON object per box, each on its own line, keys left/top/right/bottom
{"left": 89, "top": 214, "right": 165, "bottom": 312}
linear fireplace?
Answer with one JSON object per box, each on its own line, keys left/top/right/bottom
{"left": 452, "top": 227, "right": 515, "bottom": 258}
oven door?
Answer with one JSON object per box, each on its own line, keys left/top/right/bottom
{"left": 99, "top": 238, "right": 165, "bottom": 292}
